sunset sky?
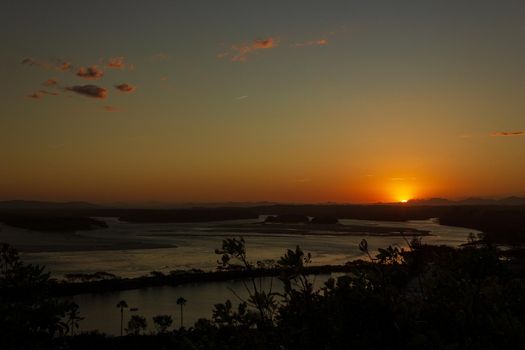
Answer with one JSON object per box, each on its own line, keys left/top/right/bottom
{"left": 1, "top": 0, "right": 524, "bottom": 204}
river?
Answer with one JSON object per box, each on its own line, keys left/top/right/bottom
{"left": 6, "top": 217, "right": 478, "bottom": 335}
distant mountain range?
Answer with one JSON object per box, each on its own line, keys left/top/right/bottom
{"left": 407, "top": 197, "right": 525, "bottom": 206}
{"left": 0, "top": 200, "right": 101, "bottom": 210}
{"left": 0, "top": 197, "right": 524, "bottom": 210}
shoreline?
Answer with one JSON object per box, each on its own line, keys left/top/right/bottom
{"left": 51, "top": 264, "right": 361, "bottom": 297}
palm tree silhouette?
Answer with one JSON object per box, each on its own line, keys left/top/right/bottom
{"left": 66, "top": 303, "right": 84, "bottom": 336}
{"left": 116, "top": 300, "right": 128, "bottom": 336}
{"left": 176, "top": 297, "right": 187, "bottom": 328}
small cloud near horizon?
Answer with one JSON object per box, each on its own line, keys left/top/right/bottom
{"left": 235, "top": 95, "right": 248, "bottom": 100}
{"left": 115, "top": 83, "right": 136, "bottom": 92}
{"left": 491, "top": 131, "right": 524, "bottom": 137}
{"left": 67, "top": 85, "right": 107, "bottom": 98}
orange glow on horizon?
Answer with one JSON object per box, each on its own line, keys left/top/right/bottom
{"left": 388, "top": 183, "right": 417, "bottom": 203}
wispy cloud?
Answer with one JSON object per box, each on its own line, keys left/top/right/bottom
{"left": 459, "top": 133, "right": 473, "bottom": 139}
{"left": 21, "top": 57, "right": 72, "bottom": 71}
{"left": 27, "top": 92, "right": 41, "bottom": 99}
{"left": 491, "top": 131, "right": 524, "bottom": 137}
{"left": 235, "top": 95, "right": 248, "bottom": 100}
{"left": 219, "top": 37, "right": 278, "bottom": 62}
{"left": 252, "top": 38, "right": 276, "bottom": 49}
{"left": 39, "top": 90, "right": 59, "bottom": 96}
{"left": 216, "top": 52, "right": 229, "bottom": 59}
{"left": 76, "top": 66, "right": 104, "bottom": 79}
{"left": 151, "top": 53, "right": 170, "bottom": 62}
{"left": 102, "top": 105, "right": 119, "bottom": 112}
{"left": 67, "top": 85, "right": 107, "bottom": 98}
{"left": 115, "top": 83, "right": 136, "bottom": 92}
{"left": 389, "top": 177, "right": 417, "bottom": 181}
{"left": 293, "top": 38, "right": 329, "bottom": 48}
{"left": 27, "top": 90, "right": 59, "bottom": 99}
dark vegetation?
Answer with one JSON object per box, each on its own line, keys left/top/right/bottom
{"left": 258, "top": 204, "right": 525, "bottom": 245}
{"left": 51, "top": 265, "right": 353, "bottom": 296}
{"left": 114, "top": 208, "right": 258, "bottom": 223}
{"left": 3, "top": 232, "right": 525, "bottom": 349}
{"left": 2, "top": 201, "right": 525, "bottom": 348}
{"left": 0, "top": 243, "right": 79, "bottom": 349}
{"left": 0, "top": 207, "right": 258, "bottom": 231}
{"left": 0, "top": 213, "right": 107, "bottom": 232}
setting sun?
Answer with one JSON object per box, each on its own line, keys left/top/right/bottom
{"left": 400, "top": 199, "right": 408, "bottom": 203}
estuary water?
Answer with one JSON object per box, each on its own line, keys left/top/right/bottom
{"left": 14, "top": 217, "right": 476, "bottom": 278}
{"left": 0, "top": 217, "right": 478, "bottom": 335}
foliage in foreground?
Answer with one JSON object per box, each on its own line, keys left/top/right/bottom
{"left": 0, "top": 243, "right": 79, "bottom": 349}
{"left": 3, "top": 236, "right": 525, "bottom": 349}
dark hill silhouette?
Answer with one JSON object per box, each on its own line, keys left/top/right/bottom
{"left": 0, "top": 200, "right": 101, "bottom": 210}
{"left": 407, "top": 197, "right": 525, "bottom": 206}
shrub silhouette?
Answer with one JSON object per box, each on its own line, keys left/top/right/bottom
{"left": 152, "top": 314, "right": 172, "bottom": 333}
{"left": 0, "top": 243, "right": 79, "bottom": 349}
{"left": 126, "top": 315, "right": 147, "bottom": 335}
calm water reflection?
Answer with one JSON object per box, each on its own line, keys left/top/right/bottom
{"left": 72, "top": 275, "right": 333, "bottom": 335}
{"left": 11, "top": 218, "right": 478, "bottom": 335}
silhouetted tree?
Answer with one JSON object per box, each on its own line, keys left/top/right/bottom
{"left": 176, "top": 297, "right": 187, "bottom": 328}
{"left": 215, "top": 237, "right": 278, "bottom": 328}
{"left": 152, "top": 314, "right": 173, "bottom": 333}
{"left": 65, "top": 303, "right": 84, "bottom": 336}
{"left": 126, "top": 315, "right": 147, "bottom": 335}
{"left": 0, "top": 243, "right": 77, "bottom": 349}
{"left": 116, "top": 300, "right": 128, "bottom": 336}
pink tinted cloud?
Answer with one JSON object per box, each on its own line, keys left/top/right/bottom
{"left": 252, "top": 38, "right": 276, "bottom": 49}
{"left": 115, "top": 83, "right": 136, "bottom": 93}
{"left": 107, "top": 56, "right": 133, "bottom": 70}
{"left": 491, "top": 131, "right": 524, "bottom": 137}
{"left": 43, "top": 79, "right": 58, "bottom": 87}
{"left": 219, "top": 37, "right": 278, "bottom": 62}
{"left": 77, "top": 66, "right": 104, "bottom": 79}
{"left": 294, "top": 38, "right": 329, "bottom": 47}
{"left": 67, "top": 85, "right": 107, "bottom": 98}
{"left": 107, "top": 56, "right": 125, "bottom": 68}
